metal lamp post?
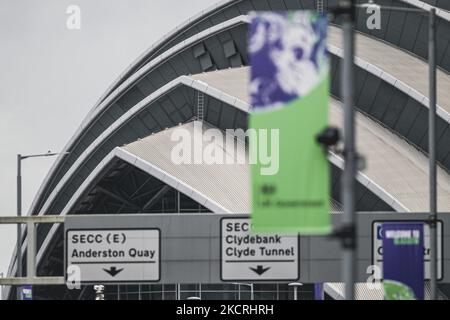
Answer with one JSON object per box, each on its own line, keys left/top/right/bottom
{"left": 336, "top": 0, "right": 357, "bottom": 301}
{"left": 16, "top": 151, "right": 68, "bottom": 300}
{"left": 0, "top": 272, "right": 3, "bottom": 300}
{"left": 335, "top": 0, "right": 439, "bottom": 300}
{"left": 428, "top": 7, "right": 438, "bottom": 301}
{"left": 233, "top": 282, "right": 254, "bottom": 300}
{"left": 288, "top": 282, "right": 303, "bottom": 300}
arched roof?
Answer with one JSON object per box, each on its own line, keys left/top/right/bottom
{"left": 34, "top": 63, "right": 438, "bottom": 225}
{"left": 7, "top": 0, "right": 450, "bottom": 300}
{"left": 95, "top": 0, "right": 450, "bottom": 106}
{"left": 12, "top": 67, "right": 450, "bottom": 280}
{"left": 28, "top": 0, "right": 450, "bottom": 219}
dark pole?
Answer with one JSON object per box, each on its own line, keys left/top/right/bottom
{"left": 340, "top": 0, "right": 356, "bottom": 300}
{"left": 16, "top": 154, "right": 22, "bottom": 300}
{"left": 13, "top": 151, "right": 65, "bottom": 300}
{"left": 428, "top": 8, "right": 437, "bottom": 301}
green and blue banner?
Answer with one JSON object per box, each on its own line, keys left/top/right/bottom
{"left": 382, "top": 223, "right": 424, "bottom": 300}
{"left": 20, "top": 285, "right": 33, "bottom": 300}
{"left": 249, "top": 11, "right": 331, "bottom": 234}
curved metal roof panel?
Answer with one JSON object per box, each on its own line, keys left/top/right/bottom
{"left": 121, "top": 122, "right": 250, "bottom": 213}
{"left": 94, "top": 0, "right": 450, "bottom": 113}
{"left": 328, "top": 25, "right": 450, "bottom": 118}
{"left": 191, "top": 67, "right": 450, "bottom": 212}
{"left": 27, "top": 16, "right": 250, "bottom": 216}
{"left": 29, "top": 7, "right": 450, "bottom": 218}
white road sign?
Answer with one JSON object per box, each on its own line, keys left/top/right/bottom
{"left": 66, "top": 228, "right": 160, "bottom": 283}
{"left": 372, "top": 221, "right": 443, "bottom": 280}
{"left": 221, "top": 218, "right": 299, "bottom": 281}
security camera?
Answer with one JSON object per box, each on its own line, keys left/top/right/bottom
{"left": 316, "top": 127, "right": 341, "bottom": 147}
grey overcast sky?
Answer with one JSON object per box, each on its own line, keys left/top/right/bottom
{"left": 0, "top": 0, "right": 217, "bottom": 277}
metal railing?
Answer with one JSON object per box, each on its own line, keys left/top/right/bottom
{"left": 0, "top": 215, "right": 65, "bottom": 286}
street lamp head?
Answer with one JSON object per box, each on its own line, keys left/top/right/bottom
{"left": 232, "top": 282, "right": 253, "bottom": 288}
{"left": 20, "top": 151, "right": 70, "bottom": 160}
{"left": 288, "top": 282, "right": 303, "bottom": 287}
{"left": 44, "top": 151, "right": 70, "bottom": 157}
{"left": 359, "top": 1, "right": 380, "bottom": 9}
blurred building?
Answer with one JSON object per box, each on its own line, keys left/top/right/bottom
{"left": 6, "top": 0, "right": 450, "bottom": 299}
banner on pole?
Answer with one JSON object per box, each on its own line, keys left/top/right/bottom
{"left": 249, "top": 11, "right": 331, "bottom": 234}
{"left": 20, "top": 285, "right": 33, "bottom": 300}
{"left": 382, "top": 223, "right": 424, "bottom": 300}
{"left": 383, "top": 280, "right": 416, "bottom": 300}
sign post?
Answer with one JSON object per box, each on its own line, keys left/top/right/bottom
{"left": 220, "top": 218, "right": 299, "bottom": 281}
{"left": 428, "top": 7, "right": 438, "bottom": 301}
{"left": 66, "top": 228, "right": 160, "bottom": 284}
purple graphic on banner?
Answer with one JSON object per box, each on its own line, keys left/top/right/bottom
{"left": 249, "top": 11, "right": 328, "bottom": 110}
{"left": 314, "top": 283, "right": 324, "bottom": 300}
{"left": 20, "top": 285, "right": 33, "bottom": 300}
{"left": 382, "top": 223, "right": 424, "bottom": 300}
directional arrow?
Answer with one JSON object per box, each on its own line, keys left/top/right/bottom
{"left": 103, "top": 267, "right": 124, "bottom": 277}
{"left": 250, "top": 265, "right": 271, "bottom": 276}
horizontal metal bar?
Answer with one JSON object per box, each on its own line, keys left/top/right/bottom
{"left": 0, "top": 277, "right": 65, "bottom": 285}
{"left": 2, "top": 212, "right": 448, "bottom": 225}
{"left": 20, "top": 152, "right": 69, "bottom": 160}
{"left": 355, "top": 4, "right": 427, "bottom": 14}
{"left": 0, "top": 215, "right": 65, "bottom": 224}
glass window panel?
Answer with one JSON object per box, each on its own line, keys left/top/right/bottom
{"left": 164, "top": 292, "right": 176, "bottom": 300}
{"left": 255, "top": 292, "right": 277, "bottom": 300}
{"left": 126, "top": 293, "right": 139, "bottom": 300}
{"left": 201, "top": 291, "right": 238, "bottom": 300}
{"left": 149, "top": 292, "right": 162, "bottom": 300}
{"left": 254, "top": 283, "right": 277, "bottom": 291}
{"left": 164, "top": 284, "right": 176, "bottom": 291}
{"left": 182, "top": 284, "right": 199, "bottom": 290}
{"left": 202, "top": 284, "right": 238, "bottom": 291}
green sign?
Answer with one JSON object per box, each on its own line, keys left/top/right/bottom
{"left": 383, "top": 280, "right": 416, "bottom": 300}
{"left": 249, "top": 11, "right": 331, "bottom": 235}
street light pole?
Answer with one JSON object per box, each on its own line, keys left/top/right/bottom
{"left": 288, "top": 282, "right": 303, "bottom": 300}
{"left": 16, "top": 155, "right": 22, "bottom": 301}
{"left": 233, "top": 283, "right": 253, "bottom": 300}
{"left": 15, "top": 151, "right": 68, "bottom": 300}
{"left": 354, "top": 2, "right": 438, "bottom": 300}
{"left": 340, "top": 0, "right": 357, "bottom": 301}
{"left": 428, "top": 8, "right": 438, "bottom": 301}
{"left": 0, "top": 272, "right": 4, "bottom": 300}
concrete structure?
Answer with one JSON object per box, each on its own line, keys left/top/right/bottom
{"left": 6, "top": 0, "right": 450, "bottom": 299}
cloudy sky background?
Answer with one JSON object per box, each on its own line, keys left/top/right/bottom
{"left": 0, "top": 0, "right": 217, "bottom": 279}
